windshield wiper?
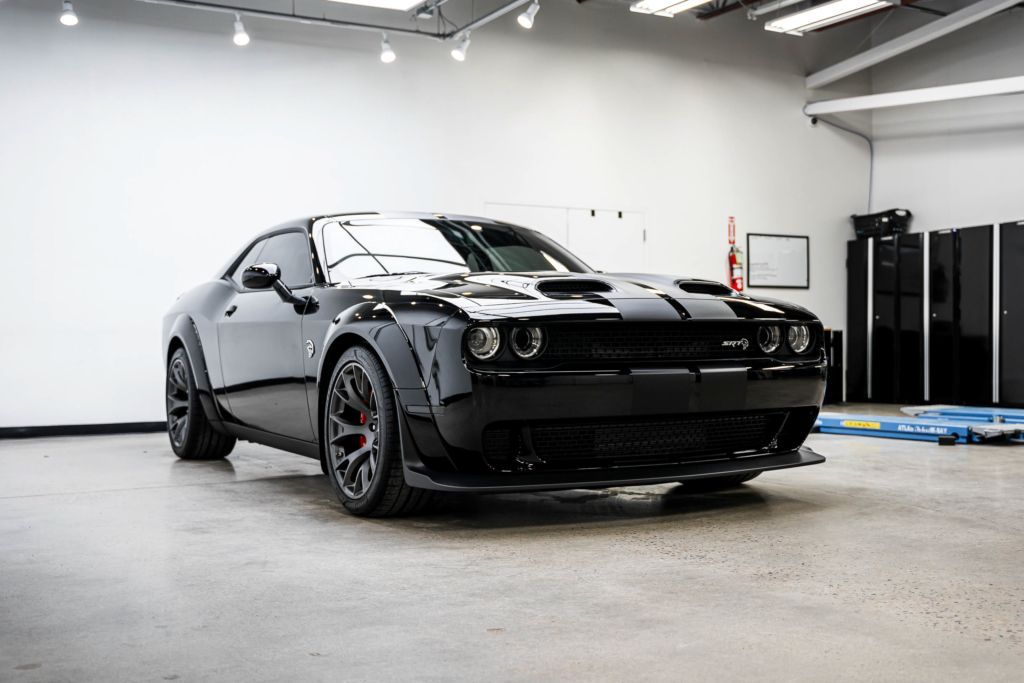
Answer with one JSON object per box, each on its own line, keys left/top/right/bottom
{"left": 351, "top": 271, "right": 428, "bottom": 279}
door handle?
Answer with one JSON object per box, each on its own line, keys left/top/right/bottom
{"left": 224, "top": 305, "right": 237, "bottom": 317}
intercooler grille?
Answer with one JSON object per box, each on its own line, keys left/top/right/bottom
{"left": 482, "top": 411, "right": 788, "bottom": 472}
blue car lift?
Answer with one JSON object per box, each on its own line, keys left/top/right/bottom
{"left": 814, "top": 411, "right": 1024, "bottom": 444}
{"left": 901, "top": 405, "right": 1024, "bottom": 424}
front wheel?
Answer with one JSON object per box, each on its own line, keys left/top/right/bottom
{"left": 323, "top": 346, "right": 438, "bottom": 517}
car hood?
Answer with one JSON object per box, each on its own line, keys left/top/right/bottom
{"left": 343, "top": 271, "right": 818, "bottom": 323}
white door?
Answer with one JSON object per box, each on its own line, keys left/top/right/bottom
{"left": 567, "top": 209, "right": 646, "bottom": 272}
{"left": 484, "top": 203, "right": 646, "bottom": 273}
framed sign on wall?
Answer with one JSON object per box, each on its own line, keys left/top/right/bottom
{"left": 747, "top": 233, "right": 810, "bottom": 289}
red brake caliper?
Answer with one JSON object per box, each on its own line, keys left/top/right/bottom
{"left": 359, "top": 412, "right": 367, "bottom": 448}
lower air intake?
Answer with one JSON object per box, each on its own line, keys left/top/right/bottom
{"left": 482, "top": 410, "right": 795, "bottom": 472}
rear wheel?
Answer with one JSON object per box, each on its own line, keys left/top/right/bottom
{"left": 323, "top": 345, "right": 438, "bottom": 517}
{"left": 679, "top": 472, "right": 760, "bottom": 492}
{"left": 166, "top": 347, "right": 235, "bottom": 460}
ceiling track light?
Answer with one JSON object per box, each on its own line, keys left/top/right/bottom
{"left": 450, "top": 32, "right": 471, "bottom": 61}
{"left": 517, "top": 0, "right": 540, "bottom": 28}
{"left": 380, "top": 32, "right": 396, "bottom": 63}
{"left": 413, "top": 0, "right": 451, "bottom": 19}
{"left": 60, "top": 0, "right": 79, "bottom": 26}
{"left": 232, "top": 12, "right": 250, "bottom": 47}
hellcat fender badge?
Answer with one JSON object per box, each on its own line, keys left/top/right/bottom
{"left": 305, "top": 340, "right": 315, "bottom": 358}
{"left": 721, "top": 339, "right": 749, "bottom": 350}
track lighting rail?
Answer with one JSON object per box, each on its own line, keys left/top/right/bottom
{"left": 134, "top": 0, "right": 533, "bottom": 41}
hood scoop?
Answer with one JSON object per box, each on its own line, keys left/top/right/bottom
{"left": 676, "top": 280, "right": 736, "bottom": 297}
{"left": 537, "top": 279, "right": 614, "bottom": 299}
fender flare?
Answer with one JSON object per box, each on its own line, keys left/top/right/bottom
{"left": 314, "top": 302, "right": 451, "bottom": 472}
{"left": 315, "top": 303, "right": 428, "bottom": 415}
{"left": 166, "top": 314, "right": 229, "bottom": 435}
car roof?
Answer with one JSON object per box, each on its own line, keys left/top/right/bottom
{"left": 316, "top": 211, "right": 516, "bottom": 226}
{"left": 250, "top": 212, "right": 529, "bottom": 241}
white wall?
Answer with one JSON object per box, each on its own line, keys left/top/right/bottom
{"left": 0, "top": 0, "right": 869, "bottom": 427}
{"left": 870, "top": 6, "right": 1024, "bottom": 231}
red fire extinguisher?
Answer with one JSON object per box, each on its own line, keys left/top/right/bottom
{"left": 727, "top": 216, "right": 744, "bottom": 292}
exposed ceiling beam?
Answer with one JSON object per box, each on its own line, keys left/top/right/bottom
{"left": 696, "top": 0, "right": 745, "bottom": 20}
{"left": 805, "top": 0, "right": 1022, "bottom": 89}
{"left": 746, "top": 0, "right": 805, "bottom": 18}
{"left": 804, "top": 74, "right": 1024, "bottom": 115}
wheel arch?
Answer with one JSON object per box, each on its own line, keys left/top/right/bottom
{"left": 165, "top": 314, "right": 229, "bottom": 434}
{"left": 316, "top": 328, "right": 416, "bottom": 438}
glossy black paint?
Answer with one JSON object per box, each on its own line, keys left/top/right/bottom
{"left": 163, "top": 212, "right": 826, "bottom": 492}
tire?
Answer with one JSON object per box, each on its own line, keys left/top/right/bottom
{"left": 323, "top": 345, "right": 438, "bottom": 517}
{"left": 680, "top": 472, "right": 760, "bottom": 492}
{"left": 166, "top": 347, "right": 236, "bottom": 460}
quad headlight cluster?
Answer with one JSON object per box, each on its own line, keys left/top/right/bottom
{"left": 466, "top": 326, "right": 546, "bottom": 361}
{"left": 758, "top": 324, "right": 813, "bottom": 354}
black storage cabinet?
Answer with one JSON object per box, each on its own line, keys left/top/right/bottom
{"left": 872, "top": 234, "right": 924, "bottom": 404}
{"left": 846, "top": 234, "right": 924, "bottom": 403}
{"left": 823, "top": 329, "right": 844, "bottom": 404}
{"left": 846, "top": 240, "right": 869, "bottom": 401}
{"left": 928, "top": 226, "right": 993, "bottom": 406}
{"left": 1001, "top": 221, "right": 1024, "bottom": 407}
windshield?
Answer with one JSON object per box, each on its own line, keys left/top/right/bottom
{"left": 322, "top": 218, "right": 592, "bottom": 282}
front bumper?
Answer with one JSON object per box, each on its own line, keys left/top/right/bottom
{"left": 398, "top": 358, "right": 827, "bottom": 490}
{"left": 404, "top": 445, "right": 824, "bottom": 493}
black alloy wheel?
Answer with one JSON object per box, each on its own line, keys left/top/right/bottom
{"left": 323, "top": 345, "right": 438, "bottom": 517}
{"left": 166, "top": 355, "right": 190, "bottom": 449}
{"left": 165, "top": 347, "right": 235, "bottom": 460}
{"left": 326, "top": 360, "right": 381, "bottom": 499}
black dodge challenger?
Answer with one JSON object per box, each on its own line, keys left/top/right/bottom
{"left": 163, "top": 212, "right": 825, "bottom": 516}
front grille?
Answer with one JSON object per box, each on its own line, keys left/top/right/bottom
{"left": 482, "top": 411, "right": 790, "bottom": 472}
{"left": 542, "top": 322, "right": 759, "bottom": 362}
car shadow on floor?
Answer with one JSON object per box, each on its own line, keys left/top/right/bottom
{"left": 168, "top": 451, "right": 821, "bottom": 531}
{"left": 403, "top": 484, "right": 786, "bottom": 531}
{"left": 232, "top": 468, "right": 820, "bottom": 531}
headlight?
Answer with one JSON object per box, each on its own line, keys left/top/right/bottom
{"left": 466, "top": 326, "right": 501, "bottom": 360}
{"left": 757, "top": 325, "right": 782, "bottom": 354}
{"left": 787, "top": 325, "right": 811, "bottom": 354}
{"left": 510, "top": 327, "right": 545, "bottom": 359}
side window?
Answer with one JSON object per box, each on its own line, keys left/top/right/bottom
{"left": 257, "top": 232, "right": 314, "bottom": 288}
{"left": 229, "top": 239, "right": 267, "bottom": 288}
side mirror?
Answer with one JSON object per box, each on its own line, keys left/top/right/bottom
{"left": 242, "top": 263, "right": 280, "bottom": 290}
{"left": 242, "top": 261, "right": 316, "bottom": 312}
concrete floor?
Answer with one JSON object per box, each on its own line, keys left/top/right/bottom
{"left": 2, "top": 415, "right": 1023, "bottom": 681}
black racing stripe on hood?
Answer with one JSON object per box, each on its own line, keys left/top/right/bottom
{"left": 625, "top": 280, "right": 690, "bottom": 320}
{"left": 609, "top": 297, "right": 687, "bottom": 322}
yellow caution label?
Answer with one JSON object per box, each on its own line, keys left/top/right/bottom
{"left": 842, "top": 420, "right": 881, "bottom": 429}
